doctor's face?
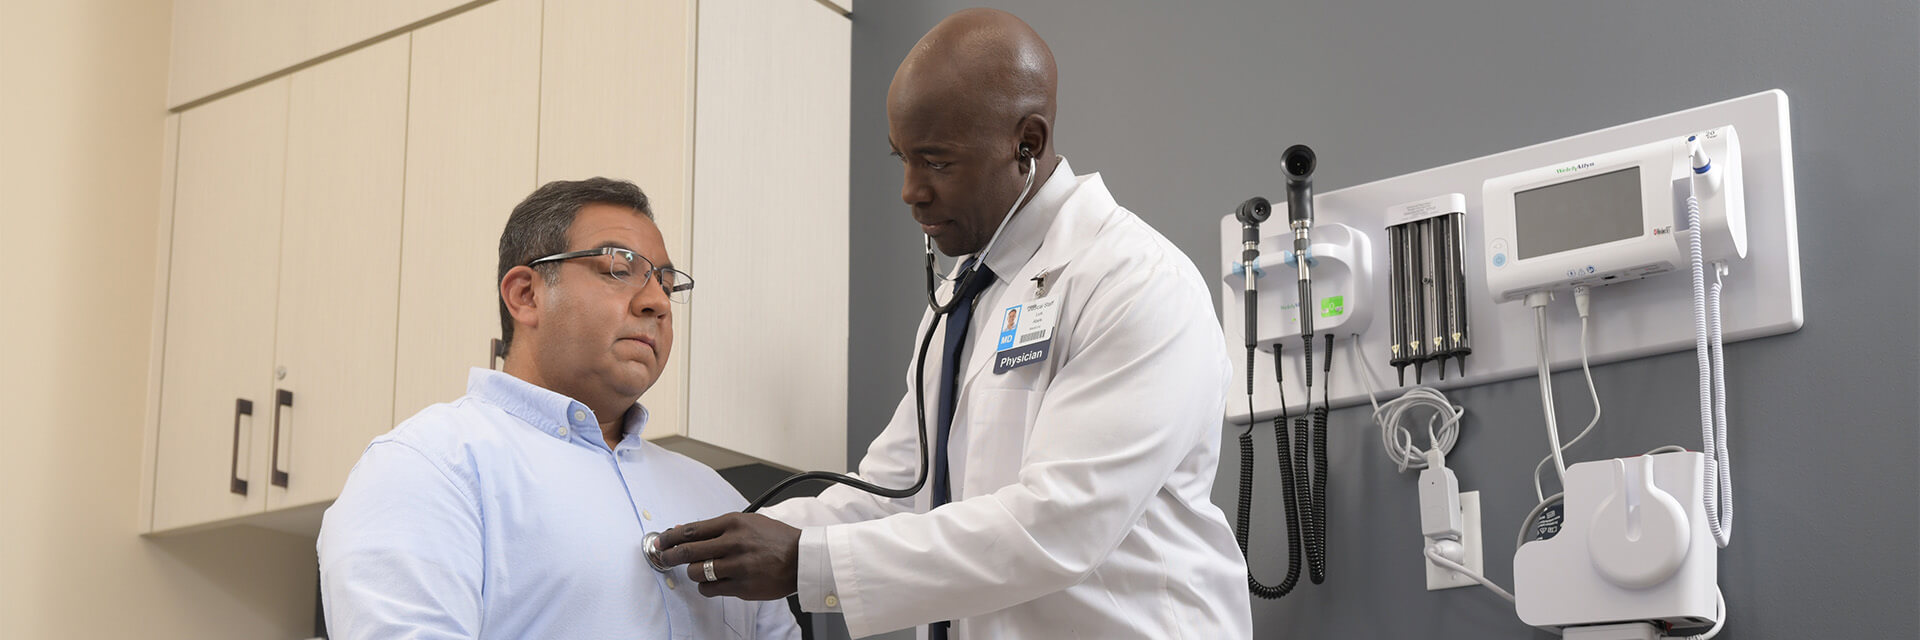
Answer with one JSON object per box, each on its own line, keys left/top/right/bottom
{"left": 535, "top": 204, "right": 676, "bottom": 409}
{"left": 888, "top": 90, "right": 1029, "bottom": 257}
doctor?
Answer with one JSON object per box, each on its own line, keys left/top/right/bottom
{"left": 657, "top": 9, "right": 1252, "bottom": 639}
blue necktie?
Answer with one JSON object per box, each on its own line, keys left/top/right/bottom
{"left": 931, "top": 259, "right": 992, "bottom": 640}
{"left": 934, "top": 259, "right": 994, "bottom": 508}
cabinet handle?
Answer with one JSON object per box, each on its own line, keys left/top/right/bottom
{"left": 230, "top": 398, "right": 252, "bottom": 496}
{"left": 490, "top": 338, "right": 504, "bottom": 370}
{"left": 271, "top": 389, "right": 293, "bottom": 488}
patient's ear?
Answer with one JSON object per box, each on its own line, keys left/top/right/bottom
{"left": 502, "top": 265, "right": 544, "bottom": 332}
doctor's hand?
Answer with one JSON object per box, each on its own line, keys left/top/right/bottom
{"left": 656, "top": 512, "right": 800, "bottom": 601}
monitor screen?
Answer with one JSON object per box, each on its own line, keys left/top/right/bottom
{"left": 1514, "top": 166, "right": 1643, "bottom": 260}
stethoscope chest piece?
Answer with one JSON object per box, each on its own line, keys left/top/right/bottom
{"left": 642, "top": 531, "right": 671, "bottom": 573}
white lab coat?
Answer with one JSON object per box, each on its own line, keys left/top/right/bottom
{"left": 760, "top": 160, "right": 1253, "bottom": 639}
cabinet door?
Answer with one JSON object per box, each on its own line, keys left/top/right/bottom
{"left": 151, "top": 78, "right": 289, "bottom": 532}
{"left": 393, "top": 0, "right": 541, "bottom": 423}
{"left": 688, "top": 0, "right": 850, "bottom": 472}
{"left": 540, "top": 0, "right": 695, "bottom": 441}
{"left": 169, "top": 0, "right": 477, "bottom": 108}
{"left": 267, "top": 36, "right": 412, "bottom": 510}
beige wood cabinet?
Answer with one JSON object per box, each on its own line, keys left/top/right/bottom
{"left": 147, "top": 37, "right": 410, "bottom": 533}
{"left": 150, "top": 76, "right": 289, "bottom": 532}
{"left": 167, "top": 0, "right": 478, "bottom": 108}
{"left": 685, "top": 0, "right": 851, "bottom": 475}
{"left": 144, "top": 0, "right": 849, "bottom": 535}
{"left": 268, "top": 37, "right": 412, "bottom": 512}
{"left": 390, "top": 0, "right": 543, "bottom": 423}
{"left": 533, "top": 0, "right": 850, "bottom": 473}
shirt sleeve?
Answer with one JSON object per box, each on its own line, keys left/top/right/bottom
{"left": 318, "top": 440, "right": 485, "bottom": 640}
{"left": 822, "top": 256, "right": 1231, "bottom": 638}
{"left": 793, "top": 527, "right": 841, "bottom": 613}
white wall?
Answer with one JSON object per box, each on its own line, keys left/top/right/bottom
{"left": 0, "top": 1, "right": 321, "bottom": 637}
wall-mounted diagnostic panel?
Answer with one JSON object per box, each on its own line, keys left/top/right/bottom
{"left": 1220, "top": 90, "right": 1799, "bottom": 422}
{"left": 1218, "top": 91, "right": 1797, "bottom": 638}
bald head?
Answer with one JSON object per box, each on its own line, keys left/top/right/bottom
{"left": 888, "top": 9, "right": 1063, "bottom": 257}
{"left": 890, "top": 8, "right": 1057, "bottom": 146}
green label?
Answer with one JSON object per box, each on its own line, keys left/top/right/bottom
{"left": 1321, "top": 295, "right": 1345, "bottom": 318}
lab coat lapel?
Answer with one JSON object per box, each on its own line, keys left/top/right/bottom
{"left": 955, "top": 174, "right": 1123, "bottom": 399}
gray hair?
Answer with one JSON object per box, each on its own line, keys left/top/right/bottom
{"left": 496, "top": 177, "right": 653, "bottom": 355}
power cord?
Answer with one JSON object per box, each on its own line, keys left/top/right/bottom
{"left": 1351, "top": 336, "right": 1464, "bottom": 472}
{"left": 1425, "top": 544, "right": 1514, "bottom": 602}
{"left": 1352, "top": 335, "right": 1518, "bottom": 606}
{"left": 1531, "top": 286, "right": 1604, "bottom": 501}
{"left": 1526, "top": 291, "right": 1572, "bottom": 490}
{"left": 1515, "top": 491, "right": 1564, "bottom": 552}
{"left": 1678, "top": 587, "right": 1727, "bottom": 639}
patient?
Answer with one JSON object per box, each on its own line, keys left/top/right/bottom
{"left": 318, "top": 178, "right": 799, "bottom": 639}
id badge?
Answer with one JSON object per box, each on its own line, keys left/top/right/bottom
{"left": 993, "top": 295, "right": 1059, "bottom": 374}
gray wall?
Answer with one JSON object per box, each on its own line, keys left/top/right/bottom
{"left": 830, "top": 1, "right": 1920, "bottom": 638}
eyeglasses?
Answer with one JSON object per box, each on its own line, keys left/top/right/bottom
{"left": 527, "top": 247, "right": 694, "bottom": 304}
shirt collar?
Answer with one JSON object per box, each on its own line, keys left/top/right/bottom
{"left": 976, "top": 156, "right": 1077, "bottom": 282}
{"left": 465, "top": 368, "right": 651, "bottom": 445}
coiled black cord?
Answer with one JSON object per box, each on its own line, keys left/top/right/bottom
{"left": 1235, "top": 345, "right": 1305, "bottom": 599}
{"left": 1306, "top": 333, "right": 1333, "bottom": 583}
{"left": 1288, "top": 414, "right": 1312, "bottom": 573}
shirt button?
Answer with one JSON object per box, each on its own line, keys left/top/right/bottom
{"left": 557, "top": 427, "right": 568, "bottom": 436}
{"left": 572, "top": 409, "right": 586, "bottom": 422}
{"left": 666, "top": 577, "right": 676, "bottom": 589}
{"left": 824, "top": 594, "right": 839, "bottom": 608}
{"left": 642, "top": 509, "right": 653, "bottom": 521}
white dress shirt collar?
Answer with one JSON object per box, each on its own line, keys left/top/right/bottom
{"left": 465, "top": 368, "right": 652, "bottom": 445}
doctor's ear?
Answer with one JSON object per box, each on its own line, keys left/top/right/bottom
{"left": 1014, "top": 113, "right": 1050, "bottom": 168}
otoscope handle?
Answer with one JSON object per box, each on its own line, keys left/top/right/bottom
{"left": 1282, "top": 144, "right": 1317, "bottom": 229}
{"left": 1236, "top": 196, "right": 1272, "bottom": 349}
{"left": 1245, "top": 290, "right": 1260, "bottom": 349}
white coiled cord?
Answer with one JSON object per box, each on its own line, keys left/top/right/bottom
{"left": 1687, "top": 172, "right": 1734, "bottom": 548}
{"left": 1710, "top": 263, "right": 1732, "bottom": 548}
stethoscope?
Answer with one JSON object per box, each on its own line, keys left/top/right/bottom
{"left": 643, "top": 149, "right": 1039, "bottom": 572}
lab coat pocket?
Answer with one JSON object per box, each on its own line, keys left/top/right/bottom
{"left": 962, "top": 387, "right": 1038, "bottom": 496}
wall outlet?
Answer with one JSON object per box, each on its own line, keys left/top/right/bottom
{"left": 1425, "top": 490, "right": 1483, "bottom": 590}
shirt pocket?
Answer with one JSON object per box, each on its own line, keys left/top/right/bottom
{"left": 721, "top": 597, "right": 754, "bottom": 638}
{"left": 961, "top": 386, "right": 1038, "bottom": 497}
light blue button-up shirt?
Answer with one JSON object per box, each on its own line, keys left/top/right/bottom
{"left": 319, "top": 369, "right": 799, "bottom": 640}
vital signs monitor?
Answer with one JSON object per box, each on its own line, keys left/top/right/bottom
{"left": 1483, "top": 126, "right": 1745, "bottom": 301}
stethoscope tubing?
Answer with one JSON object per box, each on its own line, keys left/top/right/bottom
{"left": 645, "top": 154, "right": 1039, "bottom": 573}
